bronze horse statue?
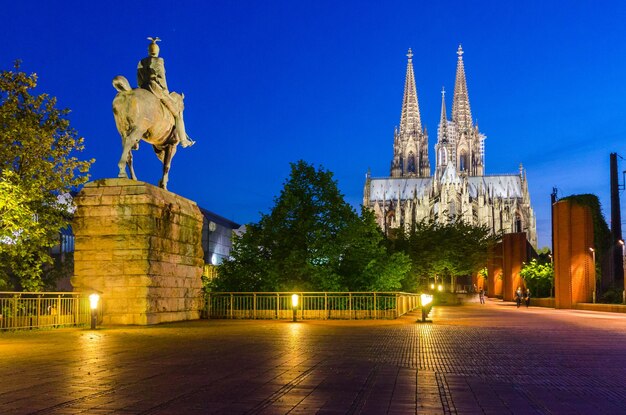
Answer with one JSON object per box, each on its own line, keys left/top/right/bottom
{"left": 112, "top": 75, "right": 183, "bottom": 190}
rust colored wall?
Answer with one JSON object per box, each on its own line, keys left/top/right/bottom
{"left": 502, "top": 233, "right": 529, "bottom": 301}
{"left": 487, "top": 243, "right": 503, "bottom": 297}
{"left": 553, "top": 200, "right": 595, "bottom": 308}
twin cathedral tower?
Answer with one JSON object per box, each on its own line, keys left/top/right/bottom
{"left": 363, "top": 46, "right": 537, "bottom": 247}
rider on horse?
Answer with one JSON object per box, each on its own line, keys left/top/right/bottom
{"left": 137, "top": 37, "right": 195, "bottom": 148}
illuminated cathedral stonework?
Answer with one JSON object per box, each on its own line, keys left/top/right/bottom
{"left": 363, "top": 46, "right": 537, "bottom": 247}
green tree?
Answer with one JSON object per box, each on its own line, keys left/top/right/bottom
{"left": 520, "top": 258, "right": 553, "bottom": 297}
{"left": 391, "top": 219, "right": 497, "bottom": 291}
{"left": 213, "top": 161, "right": 411, "bottom": 292}
{"left": 0, "top": 62, "right": 93, "bottom": 291}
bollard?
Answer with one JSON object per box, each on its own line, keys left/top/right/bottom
{"left": 291, "top": 294, "right": 299, "bottom": 322}
{"left": 89, "top": 293, "right": 100, "bottom": 329}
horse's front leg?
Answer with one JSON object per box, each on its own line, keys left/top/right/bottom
{"left": 158, "top": 144, "right": 178, "bottom": 190}
{"left": 118, "top": 130, "right": 140, "bottom": 179}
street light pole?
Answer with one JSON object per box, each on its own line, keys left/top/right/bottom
{"left": 589, "top": 248, "right": 596, "bottom": 303}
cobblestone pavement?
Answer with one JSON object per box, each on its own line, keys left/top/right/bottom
{"left": 2, "top": 300, "right": 626, "bottom": 414}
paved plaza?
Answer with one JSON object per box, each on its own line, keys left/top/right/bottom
{"left": 2, "top": 300, "right": 626, "bottom": 414}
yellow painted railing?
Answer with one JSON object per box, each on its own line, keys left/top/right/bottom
{"left": 0, "top": 292, "right": 95, "bottom": 330}
{"left": 206, "top": 292, "right": 420, "bottom": 320}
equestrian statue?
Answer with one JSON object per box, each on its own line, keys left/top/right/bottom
{"left": 112, "top": 37, "right": 195, "bottom": 189}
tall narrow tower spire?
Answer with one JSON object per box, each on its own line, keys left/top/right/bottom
{"left": 399, "top": 48, "right": 422, "bottom": 134}
{"left": 390, "top": 48, "right": 429, "bottom": 178}
{"left": 452, "top": 45, "right": 473, "bottom": 131}
{"left": 439, "top": 86, "right": 448, "bottom": 133}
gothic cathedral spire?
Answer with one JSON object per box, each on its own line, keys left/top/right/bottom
{"left": 391, "top": 49, "right": 430, "bottom": 178}
{"left": 451, "top": 45, "right": 473, "bottom": 132}
{"left": 435, "top": 87, "right": 455, "bottom": 179}
{"left": 400, "top": 48, "right": 422, "bottom": 134}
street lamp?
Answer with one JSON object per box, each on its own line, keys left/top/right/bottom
{"left": 589, "top": 247, "right": 596, "bottom": 303}
{"left": 419, "top": 293, "right": 433, "bottom": 322}
{"left": 291, "top": 294, "right": 299, "bottom": 322}
{"left": 89, "top": 293, "right": 100, "bottom": 329}
{"left": 437, "top": 284, "right": 443, "bottom": 292}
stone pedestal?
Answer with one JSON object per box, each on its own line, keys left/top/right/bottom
{"left": 71, "top": 178, "right": 204, "bottom": 325}
{"left": 553, "top": 200, "right": 595, "bottom": 308}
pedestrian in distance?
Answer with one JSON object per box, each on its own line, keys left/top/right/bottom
{"left": 524, "top": 288, "right": 531, "bottom": 308}
{"left": 515, "top": 286, "right": 523, "bottom": 308}
{"left": 479, "top": 288, "right": 485, "bottom": 304}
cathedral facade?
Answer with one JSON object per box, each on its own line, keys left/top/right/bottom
{"left": 363, "top": 46, "right": 537, "bottom": 247}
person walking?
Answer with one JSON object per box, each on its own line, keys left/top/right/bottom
{"left": 515, "top": 286, "right": 523, "bottom": 308}
{"left": 524, "top": 288, "right": 531, "bottom": 308}
{"left": 479, "top": 288, "right": 485, "bottom": 304}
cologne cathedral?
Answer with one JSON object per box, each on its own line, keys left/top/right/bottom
{"left": 363, "top": 46, "right": 537, "bottom": 247}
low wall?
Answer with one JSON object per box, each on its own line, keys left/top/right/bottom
{"left": 573, "top": 303, "right": 626, "bottom": 313}
{"left": 530, "top": 298, "right": 555, "bottom": 308}
{"left": 504, "top": 297, "right": 626, "bottom": 313}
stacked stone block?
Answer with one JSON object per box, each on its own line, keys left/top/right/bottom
{"left": 71, "top": 178, "right": 204, "bottom": 325}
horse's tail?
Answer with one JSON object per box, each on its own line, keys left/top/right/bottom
{"left": 112, "top": 75, "right": 132, "bottom": 92}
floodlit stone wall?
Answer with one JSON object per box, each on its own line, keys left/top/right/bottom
{"left": 71, "top": 178, "right": 204, "bottom": 325}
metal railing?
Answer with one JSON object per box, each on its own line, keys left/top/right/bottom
{"left": 0, "top": 292, "right": 94, "bottom": 330}
{"left": 206, "top": 292, "right": 420, "bottom": 320}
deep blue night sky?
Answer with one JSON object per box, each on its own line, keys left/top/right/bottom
{"left": 3, "top": 0, "right": 626, "bottom": 248}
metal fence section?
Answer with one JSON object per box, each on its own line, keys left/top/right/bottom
{"left": 0, "top": 292, "right": 94, "bottom": 330}
{"left": 206, "top": 292, "right": 420, "bottom": 320}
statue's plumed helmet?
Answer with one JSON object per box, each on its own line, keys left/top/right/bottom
{"left": 147, "top": 37, "right": 161, "bottom": 57}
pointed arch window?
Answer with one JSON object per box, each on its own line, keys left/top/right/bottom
{"left": 515, "top": 214, "right": 522, "bottom": 233}
{"left": 459, "top": 152, "right": 468, "bottom": 172}
{"left": 407, "top": 152, "right": 416, "bottom": 174}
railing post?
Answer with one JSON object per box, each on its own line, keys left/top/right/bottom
{"left": 37, "top": 295, "right": 41, "bottom": 327}
{"left": 253, "top": 293, "right": 257, "bottom": 320}
{"left": 13, "top": 295, "right": 17, "bottom": 329}
{"left": 73, "top": 295, "right": 78, "bottom": 326}
{"left": 56, "top": 295, "right": 61, "bottom": 327}
{"left": 395, "top": 293, "right": 399, "bottom": 319}
{"left": 374, "top": 292, "right": 377, "bottom": 320}
{"left": 349, "top": 293, "right": 352, "bottom": 320}
{"left": 207, "top": 293, "right": 212, "bottom": 319}
{"left": 325, "top": 292, "right": 328, "bottom": 319}
{"left": 230, "top": 293, "right": 233, "bottom": 319}
{"left": 276, "top": 293, "right": 279, "bottom": 319}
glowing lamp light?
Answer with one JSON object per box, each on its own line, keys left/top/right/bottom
{"left": 291, "top": 294, "right": 299, "bottom": 322}
{"left": 437, "top": 284, "right": 443, "bottom": 292}
{"left": 430, "top": 283, "right": 435, "bottom": 290}
{"left": 89, "top": 293, "right": 100, "bottom": 310}
{"left": 89, "top": 293, "right": 100, "bottom": 330}
{"left": 420, "top": 293, "right": 433, "bottom": 306}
